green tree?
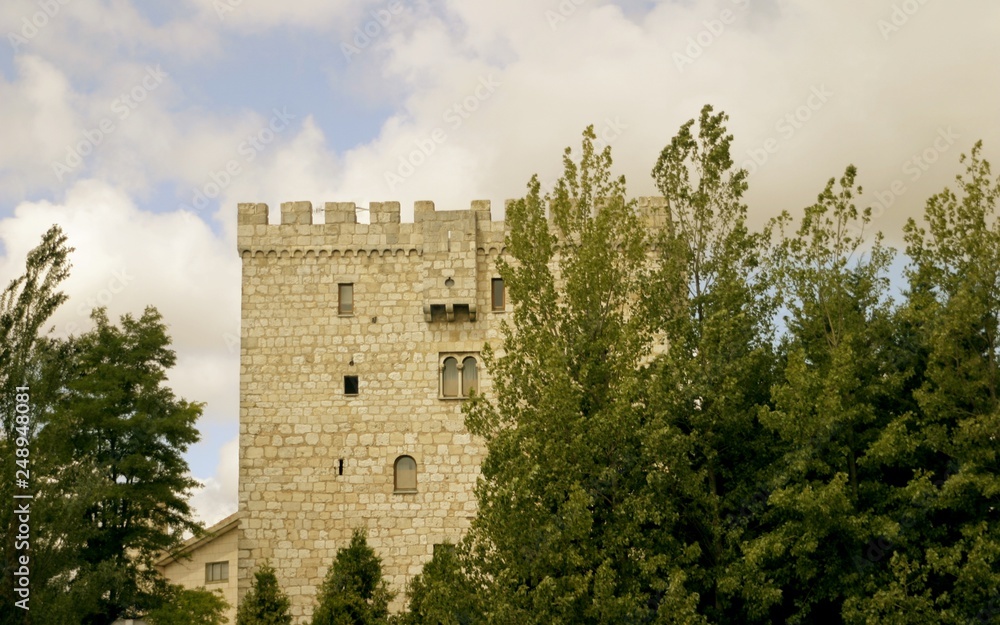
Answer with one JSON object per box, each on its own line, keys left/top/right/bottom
{"left": 36, "top": 306, "right": 205, "bottom": 623}
{"left": 0, "top": 226, "right": 73, "bottom": 625}
{"left": 841, "top": 142, "right": 1000, "bottom": 623}
{"left": 465, "top": 126, "right": 703, "bottom": 624}
{"left": 147, "top": 585, "right": 230, "bottom": 625}
{"left": 739, "top": 166, "right": 903, "bottom": 623}
{"left": 238, "top": 562, "right": 293, "bottom": 625}
{"left": 312, "top": 528, "right": 393, "bottom": 625}
{"left": 401, "top": 543, "right": 482, "bottom": 625}
{"left": 648, "top": 105, "right": 780, "bottom": 622}
{"left": 1, "top": 229, "right": 204, "bottom": 624}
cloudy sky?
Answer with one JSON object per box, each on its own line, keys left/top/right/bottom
{"left": 1, "top": 0, "right": 997, "bottom": 526}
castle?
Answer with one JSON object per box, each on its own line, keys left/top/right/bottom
{"left": 236, "top": 198, "right": 507, "bottom": 620}
{"left": 231, "top": 196, "right": 668, "bottom": 622}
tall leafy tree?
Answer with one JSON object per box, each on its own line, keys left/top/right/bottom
{"left": 841, "top": 142, "right": 1000, "bottom": 622}
{"left": 465, "top": 126, "right": 704, "bottom": 624}
{"left": 648, "top": 105, "right": 779, "bottom": 622}
{"left": 0, "top": 226, "right": 73, "bottom": 625}
{"left": 238, "top": 562, "right": 293, "bottom": 625}
{"left": 311, "top": 528, "right": 393, "bottom": 625}
{"left": 38, "top": 306, "right": 204, "bottom": 623}
{"left": 738, "top": 166, "right": 903, "bottom": 623}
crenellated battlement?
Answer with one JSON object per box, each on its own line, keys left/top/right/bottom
{"left": 236, "top": 199, "right": 508, "bottom": 258}
{"left": 237, "top": 197, "right": 669, "bottom": 258}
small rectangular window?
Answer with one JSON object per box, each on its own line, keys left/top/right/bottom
{"left": 492, "top": 278, "right": 505, "bottom": 311}
{"left": 344, "top": 375, "right": 359, "bottom": 395}
{"left": 430, "top": 304, "right": 447, "bottom": 322}
{"left": 206, "top": 561, "right": 229, "bottom": 583}
{"left": 454, "top": 304, "right": 470, "bottom": 322}
{"left": 338, "top": 283, "right": 354, "bottom": 315}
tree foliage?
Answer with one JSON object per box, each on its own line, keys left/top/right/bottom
{"left": 459, "top": 109, "right": 1000, "bottom": 624}
{"left": 465, "top": 125, "right": 704, "bottom": 624}
{"left": 0, "top": 228, "right": 205, "bottom": 624}
{"left": 400, "top": 543, "right": 482, "bottom": 625}
{"left": 311, "top": 529, "right": 393, "bottom": 625}
{"left": 147, "top": 585, "right": 230, "bottom": 625}
{"left": 238, "top": 563, "right": 293, "bottom": 625}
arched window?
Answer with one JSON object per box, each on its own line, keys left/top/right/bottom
{"left": 442, "top": 357, "right": 459, "bottom": 397}
{"left": 394, "top": 455, "right": 417, "bottom": 492}
{"left": 462, "top": 356, "right": 478, "bottom": 396}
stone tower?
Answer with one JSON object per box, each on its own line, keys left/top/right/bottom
{"left": 236, "top": 199, "right": 508, "bottom": 621}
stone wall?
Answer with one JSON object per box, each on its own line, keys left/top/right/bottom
{"left": 237, "top": 199, "right": 507, "bottom": 621}
{"left": 236, "top": 196, "right": 669, "bottom": 622}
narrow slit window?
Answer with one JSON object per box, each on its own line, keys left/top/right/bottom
{"left": 462, "top": 356, "right": 478, "bottom": 396}
{"left": 344, "top": 375, "right": 359, "bottom": 396}
{"left": 338, "top": 283, "right": 354, "bottom": 315}
{"left": 338, "top": 459, "right": 344, "bottom": 476}
{"left": 492, "top": 278, "right": 505, "bottom": 311}
{"left": 442, "top": 357, "right": 459, "bottom": 397}
{"left": 394, "top": 455, "right": 417, "bottom": 492}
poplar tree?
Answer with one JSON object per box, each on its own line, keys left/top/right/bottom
{"left": 0, "top": 226, "right": 73, "bottom": 625}
{"left": 735, "top": 166, "right": 902, "bottom": 623}
{"left": 841, "top": 142, "right": 1000, "bottom": 622}
{"left": 648, "top": 105, "right": 779, "bottom": 622}
{"left": 465, "top": 126, "right": 704, "bottom": 623}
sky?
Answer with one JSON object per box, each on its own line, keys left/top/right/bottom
{"left": 0, "top": 0, "right": 998, "bottom": 527}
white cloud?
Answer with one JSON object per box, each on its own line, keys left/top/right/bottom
{"left": 300, "top": 0, "right": 1000, "bottom": 242}
{"left": 0, "top": 178, "right": 240, "bottom": 423}
{"left": 188, "top": 437, "right": 239, "bottom": 528}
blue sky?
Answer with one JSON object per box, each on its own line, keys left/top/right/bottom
{"left": 1, "top": 0, "right": 998, "bottom": 525}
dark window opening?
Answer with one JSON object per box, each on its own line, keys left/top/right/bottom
{"left": 338, "top": 459, "right": 344, "bottom": 476}
{"left": 492, "top": 278, "right": 505, "bottom": 311}
{"left": 344, "top": 375, "right": 359, "bottom": 395}
{"left": 338, "top": 283, "right": 354, "bottom": 315}
{"left": 462, "top": 356, "right": 478, "bottom": 396}
{"left": 454, "top": 304, "right": 470, "bottom": 322}
{"left": 394, "top": 455, "right": 417, "bottom": 492}
{"left": 442, "top": 357, "right": 459, "bottom": 397}
{"left": 430, "top": 304, "right": 447, "bottom": 322}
